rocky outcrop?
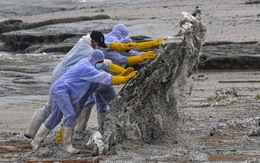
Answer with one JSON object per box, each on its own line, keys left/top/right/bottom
{"left": 245, "top": 0, "right": 260, "bottom": 4}
{"left": 0, "top": 15, "right": 110, "bottom": 34}
{"left": 198, "top": 41, "right": 260, "bottom": 69}
{"left": 0, "top": 15, "right": 110, "bottom": 52}
{"left": 0, "top": 14, "right": 259, "bottom": 70}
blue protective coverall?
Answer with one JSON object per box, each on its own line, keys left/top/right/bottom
{"left": 103, "top": 24, "right": 143, "bottom": 67}
{"left": 25, "top": 33, "right": 113, "bottom": 138}
{"left": 44, "top": 50, "right": 112, "bottom": 129}
{"left": 84, "top": 24, "right": 142, "bottom": 112}
{"left": 38, "top": 34, "right": 96, "bottom": 119}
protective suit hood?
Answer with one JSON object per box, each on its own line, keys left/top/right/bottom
{"left": 82, "top": 34, "right": 92, "bottom": 45}
{"left": 105, "top": 24, "right": 129, "bottom": 42}
{"left": 88, "top": 50, "right": 104, "bottom": 66}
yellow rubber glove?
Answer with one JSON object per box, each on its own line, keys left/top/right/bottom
{"left": 136, "top": 39, "right": 164, "bottom": 52}
{"left": 119, "top": 67, "right": 134, "bottom": 76}
{"left": 110, "top": 42, "right": 137, "bottom": 51}
{"left": 128, "top": 51, "right": 156, "bottom": 66}
{"left": 54, "top": 128, "right": 63, "bottom": 142}
{"left": 142, "top": 51, "right": 157, "bottom": 59}
{"left": 108, "top": 63, "right": 126, "bottom": 74}
{"left": 111, "top": 71, "right": 137, "bottom": 85}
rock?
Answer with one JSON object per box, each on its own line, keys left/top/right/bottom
{"left": 245, "top": 0, "right": 260, "bottom": 4}
{"left": 198, "top": 42, "right": 260, "bottom": 69}
{"left": 0, "top": 19, "right": 27, "bottom": 34}
{"left": 1, "top": 31, "right": 77, "bottom": 52}
{"left": 0, "top": 15, "right": 110, "bottom": 52}
{"left": 198, "top": 54, "right": 260, "bottom": 69}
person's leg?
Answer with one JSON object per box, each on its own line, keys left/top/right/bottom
{"left": 75, "top": 94, "right": 96, "bottom": 131}
{"left": 30, "top": 124, "right": 50, "bottom": 149}
{"left": 44, "top": 102, "right": 64, "bottom": 130}
{"left": 95, "top": 86, "right": 117, "bottom": 131}
{"left": 53, "top": 91, "right": 83, "bottom": 154}
{"left": 54, "top": 99, "right": 84, "bottom": 141}
{"left": 30, "top": 101, "right": 62, "bottom": 149}
{"left": 85, "top": 93, "right": 96, "bottom": 109}
{"left": 25, "top": 91, "right": 53, "bottom": 138}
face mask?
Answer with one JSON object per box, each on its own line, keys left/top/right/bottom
{"left": 95, "top": 63, "right": 103, "bottom": 70}
{"left": 95, "top": 46, "right": 101, "bottom": 50}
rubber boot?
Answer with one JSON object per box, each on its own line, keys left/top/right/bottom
{"left": 136, "top": 39, "right": 164, "bottom": 52}
{"left": 63, "top": 126, "right": 80, "bottom": 154}
{"left": 54, "top": 127, "right": 63, "bottom": 142}
{"left": 24, "top": 110, "right": 48, "bottom": 139}
{"left": 75, "top": 107, "right": 92, "bottom": 132}
{"left": 97, "top": 112, "right": 108, "bottom": 131}
{"left": 30, "top": 124, "right": 50, "bottom": 149}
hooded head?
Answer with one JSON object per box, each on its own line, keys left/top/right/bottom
{"left": 88, "top": 50, "right": 104, "bottom": 67}
{"left": 105, "top": 24, "right": 129, "bottom": 42}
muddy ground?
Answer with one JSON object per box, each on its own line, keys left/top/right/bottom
{"left": 0, "top": 0, "right": 260, "bottom": 162}
{"left": 1, "top": 69, "right": 260, "bottom": 162}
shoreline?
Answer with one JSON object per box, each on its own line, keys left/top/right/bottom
{"left": 4, "top": 1, "right": 259, "bottom": 42}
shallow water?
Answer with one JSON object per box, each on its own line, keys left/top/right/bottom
{"left": 0, "top": 0, "right": 158, "bottom": 19}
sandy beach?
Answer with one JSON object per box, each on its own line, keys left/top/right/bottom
{"left": 0, "top": 0, "right": 260, "bottom": 162}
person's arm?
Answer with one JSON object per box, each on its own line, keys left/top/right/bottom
{"left": 134, "top": 39, "right": 164, "bottom": 52}
{"left": 106, "top": 42, "right": 137, "bottom": 51}
{"left": 128, "top": 51, "right": 157, "bottom": 66}
{"left": 106, "top": 51, "right": 128, "bottom": 66}
{"left": 111, "top": 71, "right": 137, "bottom": 85}
{"left": 108, "top": 63, "right": 126, "bottom": 74}
{"left": 106, "top": 38, "right": 164, "bottom": 52}
{"left": 128, "top": 50, "right": 144, "bottom": 56}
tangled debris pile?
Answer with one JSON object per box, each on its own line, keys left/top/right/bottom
{"left": 100, "top": 8, "right": 207, "bottom": 154}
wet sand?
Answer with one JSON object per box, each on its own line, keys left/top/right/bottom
{"left": 1, "top": 70, "right": 260, "bottom": 162}
{"left": 0, "top": 0, "right": 260, "bottom": 162}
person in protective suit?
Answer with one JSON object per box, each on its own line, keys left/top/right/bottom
{"left": 24, "top": 31, "right": 136, "bottom": 139}
{"left": 75, "top": 24, "right": 163, "bottom": 132}
{"left": 30, "top": 49, "right": 137, "bottom": 154}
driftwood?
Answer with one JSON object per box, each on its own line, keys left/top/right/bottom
{"left": 101, "top": 8, "right": 207, "bottom": 152}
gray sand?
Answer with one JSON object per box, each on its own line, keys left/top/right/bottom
{"left": 0, "top": 0, "right": 259, "bottom": 162}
